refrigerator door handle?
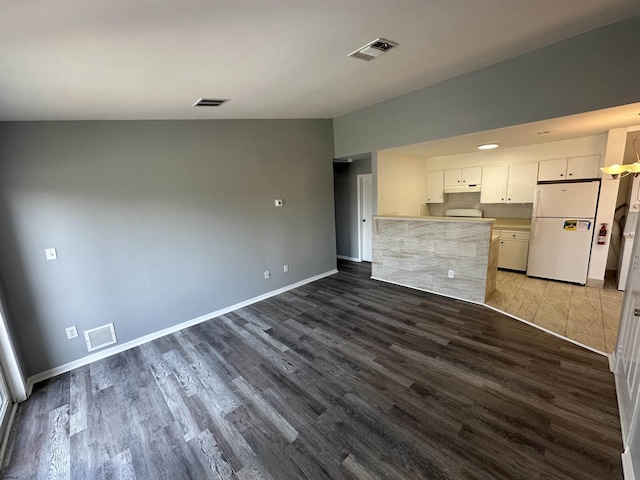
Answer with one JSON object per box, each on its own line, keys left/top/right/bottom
{"left": 530, "top": 218, "right": 536, "bottom": 245}
{"left": 533, "top": 187, "right": 540, "bottom": 218}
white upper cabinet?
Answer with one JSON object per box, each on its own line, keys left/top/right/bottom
{"left": 444, "top": 168, "right": 462, "bottom": 186}
{"left": 537, "top": 158, "right": 566, "bottom": 181}
{"left": 506, "top": 163, "right": 538, "bottom": 203}
{"left": 444, "top": 166, "right": 482, "bottom": 186}
{"left": 538, "top": 155, "right": 600, "bottom": 181}
{"left": 426, "top": 170, "right": 444, "bottom": 203}
{"left": 480, "top": 165, "right": 508, "bottom": 203}
{"left": 567, "top": 155, "right": 600, "bottom": 180}
{"left": 480, "top": 163, "right": 537, "bottom": 203}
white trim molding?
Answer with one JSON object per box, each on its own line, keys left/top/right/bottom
{"left": 337, "top": 255, "right": 361, "bottom": 262}
{"left": 622, "top": 448, "right": 635, "bottom": 480}
{"left": 26, "top": 269, "right": 338, "bottom": 395}
{"left": 0, "top": 301, "right": 26, "bottom": 402}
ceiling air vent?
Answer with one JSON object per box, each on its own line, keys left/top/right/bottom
{"left": 348, "top": 38, "right": 398, "bottom": 61}
{"left": 192, "top": 98, "right": 229, "bottom": 107}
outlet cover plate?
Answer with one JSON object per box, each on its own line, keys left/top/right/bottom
{"left": 66, "top": 326, "right": 78, "bottom": 339}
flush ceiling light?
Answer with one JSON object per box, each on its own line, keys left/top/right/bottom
{"left": 601, "top": 136, "right": 640, "bottom": 179}
{"left": 477, "top": 143, "right": 499, "bottom": 150}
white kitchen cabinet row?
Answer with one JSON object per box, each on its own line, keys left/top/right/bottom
{"left": 425, "top": 155, "right": 600, "bottom": 204}
{"left": 537, "top": 155, "right": 600, "bottom": 182}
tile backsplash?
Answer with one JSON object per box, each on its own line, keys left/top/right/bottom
{"left": 427, "top": 192, "right": 533, "bottom": 219}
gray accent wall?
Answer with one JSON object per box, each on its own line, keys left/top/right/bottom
{"left": 333, "top": 158, "right": 372, "bottom": 258}
{"left": 0, "top": 120, "right": 336, "bottom": 376}
{"left": 334, "top": 15, "right": 640, "bottom": 158}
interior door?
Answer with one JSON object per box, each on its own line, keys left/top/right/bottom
{"left": 359, "top": 174, "right": 373, "bottom": 262}
{"left": 615, "top": 214, "right": 640, "bottom": 478}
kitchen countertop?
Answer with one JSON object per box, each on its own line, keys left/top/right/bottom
{"left": 492, "top": 218, "right": 532, "bottom": 231}
{"left": 381, "top": 215, "right": 495, "bottom": 224}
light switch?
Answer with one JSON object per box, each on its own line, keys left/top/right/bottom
{"left": 45, "top": 248, "right": 58, "bottom": 261}
{"left": 274, "top": 199, "right": 284, "bottom": 207}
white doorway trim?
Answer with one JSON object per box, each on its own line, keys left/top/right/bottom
{"left": 357, "top": 174, "right": 373, "bottom": 263}
{"left": 0, "top": 301, "right": 26, "bottom": 403}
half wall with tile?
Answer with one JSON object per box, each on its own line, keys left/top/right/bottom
{"left": 371, "top": 216, "right": 494, "bottom": 303}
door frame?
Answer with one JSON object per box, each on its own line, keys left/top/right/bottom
{"left": 614, "top": 201, "right": 640, "bottom": 479}
{"left": 357, "top": 174, "right": 373, "bottom": 263}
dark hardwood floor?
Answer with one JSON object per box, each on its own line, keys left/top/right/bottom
{"left": 1, "top": 260, "right": 623, "bottom": 479}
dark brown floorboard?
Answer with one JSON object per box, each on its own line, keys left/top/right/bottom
{"left": 1, "top": 260, "right": 623, "bottom": 479}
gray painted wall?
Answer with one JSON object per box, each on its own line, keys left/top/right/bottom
{"left": 0, "top": 120, "right": 336, "bottom": 376}
{"left": 334, "top": 15, "right": 640, "bottom": 158}
{"left": 333, "top": 158, "right": 372, "bottom": 258}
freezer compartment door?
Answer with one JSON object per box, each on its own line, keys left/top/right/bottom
{"left": 533, "top": 181, "right": 599, "bottom": 218}
{"left": 527, "top": 217, "right": 594, "bottom": 284}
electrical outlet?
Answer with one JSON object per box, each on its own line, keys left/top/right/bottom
{"left": 448, "top": 270, "right": 455, "bottom": 279}
{"left": 283, "top": 264, "right": 289, "bottom": 273}
{"left": 65, "top": 326, "right": 78, "bottom": 339}
{"left": 264, "top": 270, "right": 270, "bottom": 279}
{"left": 274, "top": 199, "right": 283, "bottom": 207}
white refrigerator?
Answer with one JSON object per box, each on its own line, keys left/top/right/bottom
{"left": 527, "top": 180, "right": 600, "bottom": 284}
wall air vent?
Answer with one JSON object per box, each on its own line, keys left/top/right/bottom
{"left": 348, "top": 38, "right": 398, "bottom": 61}
{"left": 192, "top": 98, "right": 229, "bottom": 107}
{"left": 84, "top": 323, "right": 117, "bottom": 352}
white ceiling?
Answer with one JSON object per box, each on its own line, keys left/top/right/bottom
{"left": 2, "top": 0, "right": 640, "bottom": 122}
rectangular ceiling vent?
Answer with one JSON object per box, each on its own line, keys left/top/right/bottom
{"left": 192, "top": 98, "right": 229, "bottom": 107}
{"left": 84, "top": 323, "right": 117, "bottom": 352}
{"left": 348, "top": 38, "right": 398, "bottom": 61}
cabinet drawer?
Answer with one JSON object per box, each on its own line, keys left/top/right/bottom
{"left": 500, "top": 230, "right": 530, "bottom": 241}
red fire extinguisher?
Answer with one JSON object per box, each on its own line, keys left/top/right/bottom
{"left": 598, "top": 223, "right": 607, "bottom": 245}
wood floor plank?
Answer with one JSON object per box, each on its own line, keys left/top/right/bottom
{"left": 1, "top": 260, "right": 624, "bottom": 479}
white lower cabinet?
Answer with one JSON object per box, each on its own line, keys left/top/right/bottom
{"left": 496, "top": 230, "right": 530, "bottom": 272}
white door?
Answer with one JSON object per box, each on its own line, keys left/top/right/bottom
{"left": 359, "top": 174, "right": 373, "bottom": 262}
{"left": 615, "top": 215, "right": 640, "bottom": 477}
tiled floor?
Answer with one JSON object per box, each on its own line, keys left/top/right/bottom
{"left": 486, "top": 270, "right": 623, "bottom": 353}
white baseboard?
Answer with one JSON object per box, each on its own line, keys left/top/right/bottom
{"left": 371, "top": 276, "right": 608, "bottom": 357}
{"left": 337, "top": 255, "right": 361, "bottom": 262}
{"left": 609, "top": 351, "right": 617, "bottom": 373}
{"left": 586, "top": 277, "right": 605, "bottom": 288}
{"left": 623, "top": 448, "right": 635, "bottom": 480}
{"left": 26, "top": 269, "right": 338, "bottom": 395}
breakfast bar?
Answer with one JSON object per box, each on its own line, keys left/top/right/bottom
{"left": 372, "top": 215, "right": 498, "bottom": 303}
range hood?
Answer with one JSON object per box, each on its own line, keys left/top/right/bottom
{"left": 443, "top": 183, "right": 482, "bottom": 193}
